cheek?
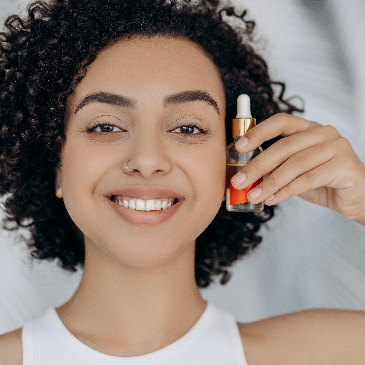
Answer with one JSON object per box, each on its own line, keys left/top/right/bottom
{"left": 185, "top": 144, "right": 226, "bottom": 238}
{"left": 186, "top": 143, "right": 226, "bottom": 209}
{"left": 60, "top": 142, "right": 115, "bottom": 218}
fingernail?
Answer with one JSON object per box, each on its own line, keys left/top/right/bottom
{"left": 249, "top": 187, "right": 262, "bottom": 199}
{"left": 266, "top": 194, "right": 275, "bottom": 202}
{"left": 235, "top": 137, "right": 249, "bottom": 149}
{"left": 232, "top": 172, "right": 246, "bottom": 185}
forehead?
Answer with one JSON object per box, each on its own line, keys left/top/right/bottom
{"left": 67, "top": 35, "right": 225, "bottom": 112}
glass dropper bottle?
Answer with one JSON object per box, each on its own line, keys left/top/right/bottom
{"left": 226, "top": 94, "right": 264, "bottom": 212}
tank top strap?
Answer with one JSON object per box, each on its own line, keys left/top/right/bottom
{"left": 201, "top": 302, "right": 248, "bottom": 364}
{"left": 22, "top": 302, "right": 248, "bottom": 365}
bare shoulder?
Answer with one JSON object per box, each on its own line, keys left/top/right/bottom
{"left": 0, "top": 328, "right": 23, "bottom": 365}
{"left": 237, "top": 309, "right": 365, "bottom": 365}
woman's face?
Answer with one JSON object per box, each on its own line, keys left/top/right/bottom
{"left": 56, "top": 36, "right": 226, "bottom": 267}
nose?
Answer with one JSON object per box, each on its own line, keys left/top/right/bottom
{"left": 124, "top": 130, "right": 171, "bottom": 178}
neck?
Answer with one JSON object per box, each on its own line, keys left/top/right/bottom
{"left": 56, "top": 238, "right": 206, "bottom": 356}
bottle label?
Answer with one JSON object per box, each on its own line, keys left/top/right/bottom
{"left": 229, "top": 177, "right": 263, "bottom": 205}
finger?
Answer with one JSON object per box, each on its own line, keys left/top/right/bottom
{"left": 231, "top": 125, "right": 340, "bottom": 190}
{"left": 245, "top": 140, "right": 338, "bottom": 203}
{"left": 235, "top": 114, "right": 338, "bottom": 153}
{"left": 262, "top": 158, "right": 339, "bottom": 205}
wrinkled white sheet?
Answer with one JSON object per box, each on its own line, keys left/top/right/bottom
{"left": 1, "top": 0, "right": 364, "bottom": 333}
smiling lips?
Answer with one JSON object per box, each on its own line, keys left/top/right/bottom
{"left": 112, "top": 196, "right": 177, "bottom": 211}
{"left": 107, "top": 187, "right": 184, "bottom": 225}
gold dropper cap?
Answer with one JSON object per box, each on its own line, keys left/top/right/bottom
{"left": 232, "top": 94, "right": 256, "bottom": 137}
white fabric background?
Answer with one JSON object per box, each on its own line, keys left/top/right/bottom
{"left": 1, "top": 0, "right": 365, "bottom": 334}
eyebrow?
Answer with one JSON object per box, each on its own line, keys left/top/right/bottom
{"left": 74, "top": 90, "right": 220, "bottom": 115}
{"left": 164, "top": 90, "right": 220, "bottom": 115}
{"left": 74, "top": 92, "right": 136, "bottom": 114}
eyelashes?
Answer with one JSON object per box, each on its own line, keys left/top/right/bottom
{"left": 87, "top": 124, "right": 125, "bottom": 133}
{"left": 170, "top": 124, "right": 210, "bottom": 136}
{"left": 86, "top": 122, "right": 211, "bottom": 137}
{"left": 84, "top": 113, "right": 213, "bottom": 141}
{"left": 85, "top": 115, "right": 126, "bottom": 134}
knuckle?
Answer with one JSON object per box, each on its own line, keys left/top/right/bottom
{"left": 266, "top": 174, "right": 279, "bottom": 189}
{"left": 252, "top": 124, "right": 266, "bottom": 141}
{"left": 281, "top": 184, "right": 292, "bottom": 194}
{"left": 304, "top": 170, "right": 316, "bottom": 183}
{"left": 273, "top": 113, "right": 291, "bottom": 127}
{"left": 250, "top": 158, "right": 262, "bottom": 172}
{"left": 276, "top": 113, "right": 292, "bottom": 122}
{"left": 276, "top": 136, "right": 292, "bottom": 149}
{"left": 335, "top": 136, "right": 352, "bottom": 150}
{"left": 290, "top": 153, "right": 308, "bottom": 169}
{"left": 307, "top": 121, "right": 323, "bottom": 133}
{"left": 322, "top": 124, "right": 340, "bottom": 137}
{"left": 275, "top": 112, "right": 290, "bottom": 121}
{"left": 309, "top": 120, "right": 322, "bottom": 127}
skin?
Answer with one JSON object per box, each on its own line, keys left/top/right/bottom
{"left": 55, "top": 35, "right": 227, "bottom": 356}
{"left": 1, "top": 35, "right": 365, "bottom": 364}
{"left": 232, "top": 115, "right": 365, "bottom": 226}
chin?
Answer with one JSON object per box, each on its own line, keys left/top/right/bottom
{"left": 84, "top": 229, "right": 196, "bottom": 269}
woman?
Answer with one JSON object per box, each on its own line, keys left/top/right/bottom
{"left": 1, "top": 0, "right": 365, "bottom": 363}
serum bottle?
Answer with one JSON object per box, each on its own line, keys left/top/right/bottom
{"left": 226, "top": 94, "right": 264, "bottom": 212}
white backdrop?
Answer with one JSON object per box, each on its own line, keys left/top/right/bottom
{"left": 1, "top": 0, "right": 365, "bottom": 334}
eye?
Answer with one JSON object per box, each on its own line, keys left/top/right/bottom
{"left": 91, "top": 124, "right": 124, "bottom": 133}
{"left": 171, "top": 124, "right": 207, "bottom": 135}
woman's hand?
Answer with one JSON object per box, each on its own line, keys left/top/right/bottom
{"left": 231, "top": 113, "right": 365, "bottom": 226}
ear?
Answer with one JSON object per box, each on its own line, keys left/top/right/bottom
{"left": 55, "top": 164, "right": 63, "bottom": 198}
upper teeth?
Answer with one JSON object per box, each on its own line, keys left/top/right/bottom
{"left": 112, "top": 197, "right": 176, "bottom": 211}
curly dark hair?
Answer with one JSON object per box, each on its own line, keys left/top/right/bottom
{"left": 0, "top": 0, "right": 303, "bottom": 288}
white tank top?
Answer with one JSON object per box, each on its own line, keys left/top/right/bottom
{"left": 22, "top": 301, "right": 248, "bottom": 365}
